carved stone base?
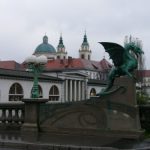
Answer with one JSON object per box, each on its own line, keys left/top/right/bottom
{"left": 40, "top": 77, "right": 143, "bottom": 139}
{"left": 21, "top": 98, "right": 48, "bottom": 133}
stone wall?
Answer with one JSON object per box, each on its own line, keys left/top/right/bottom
{"left": 139, "top": 105, "right": 150, "bottom": 130}
{"left": 39, "top": 77, "right": 142, "bottom": 139}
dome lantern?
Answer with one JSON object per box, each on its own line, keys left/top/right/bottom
{"left": 43, "top": 35, "right": 48, "bottom": 44}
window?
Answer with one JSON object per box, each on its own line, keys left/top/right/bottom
{"left": 90, "top": 88, "right": 96, "bottom": 97}
{"left": 31, "top": 85, "right": 43, "bottom": 98}
{"left": 81, "top": 54, "right": 84, "bottom": 59}
{"left": 9, "top": 83, "right": 24, "bottom": 101}
{"left": 88, "top": 55, "right": 90, "bottom": 60}
{"left": 49, "top": 85, "right": 59, "bottom": 101}
{"left": 38, "top": 85, "right": 43, "bottom": 98}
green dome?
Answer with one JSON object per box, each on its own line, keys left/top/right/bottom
{"left": 34, "top": 35, "right": 56, "bottom": 54}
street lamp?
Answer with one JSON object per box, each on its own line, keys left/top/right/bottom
{"left": 25, "top": 55, "right": 47, "bottom": 98}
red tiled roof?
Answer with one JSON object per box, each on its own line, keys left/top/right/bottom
{"left": 0, "top": 61, "right": 22, "bottom": 70}
{"left": 99, "top": 58, "right": 112, "bottom": 70}
{"left": 45, "top": 58, "right": 112, "bottom": 71}
{"left": 136, "top": 70, "right": 150, "bottom": 78}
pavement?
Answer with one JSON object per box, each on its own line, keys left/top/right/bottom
{"left": 0, "top": 131, "right": 150, "bottom": 150}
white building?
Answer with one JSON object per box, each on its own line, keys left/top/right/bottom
{"left": 0, "top": 33, "right": 111, "bottom": 103}
{"left": 0, "top": 68, "right": 63, "bottom": 103}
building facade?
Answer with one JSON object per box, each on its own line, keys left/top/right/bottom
{"left": 0, "top": 33, "right": 111, "bottom": 103}
{"left": 0, "top": 68, "right": 63, "bottom": 103}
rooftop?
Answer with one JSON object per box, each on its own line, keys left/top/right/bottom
{"left": 0, "top": 68, "right": 62, "bottom": 82}
{"left": 45, "top": 58, "right": 112, "bottom": 72}
{"left": 0, "top": 60, "right": 22, "bottom": 70}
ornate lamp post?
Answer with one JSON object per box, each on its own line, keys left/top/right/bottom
{"left": 25, "top": 55, "right": 47, "bottom": 98}
{"left": 22, "top": 55, "right": 48, "bottom": 134}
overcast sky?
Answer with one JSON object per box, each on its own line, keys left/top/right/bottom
{"left": 0, "top": 0, "right": 150, "bottom": 68}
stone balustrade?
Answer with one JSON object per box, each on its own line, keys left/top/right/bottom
{"left": 0, "top": 103, "right": 24, "bottom": 127}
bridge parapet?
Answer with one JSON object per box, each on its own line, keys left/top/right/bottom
{"left": 0, "top": 103, "right": 24, "bottom": 129}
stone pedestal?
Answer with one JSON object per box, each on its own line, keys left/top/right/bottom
{"left": 21, "top": 98, "right": 48, "bottom": 133}
{"left": 40, "top": 77, "right": 143, "bottom": 139}
{"left": 113, "top": 76, "right": 137, "bottom": 105}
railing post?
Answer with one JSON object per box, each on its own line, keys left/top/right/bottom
{"left": 13, "top": 109, "right": 19, "bottom": 124}
{"left": 0, "top": 103, "right": 24, "bottom": 128}
{"left": 21, "top": 98, "right": 48, "bottom": 132}
{"left": 7, "top": 108, "right": 13, "bottom": 123}
{"left": 20, "top": 109, "right": 25, "bottom": 124}
{"left": 1, "top": 109, "right": 6, "bottom": 123}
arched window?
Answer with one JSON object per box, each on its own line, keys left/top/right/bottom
{"left": 49, "top": 85, "right": 59, "bottom": 101}
{"left": 9, "top": 83, "right": 24, "bottom": 101}
{"left": 81, "top": 54, "right": 84, "bottom": 59}
{"left": 31, "top": 85, "right": 43, "bottom": 98}
{"left": 90, "top": 88, "right": 96, "bottom": 97}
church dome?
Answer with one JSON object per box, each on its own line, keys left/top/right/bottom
{"left": 34, "top": 35, "right": 56, "bottom": 54}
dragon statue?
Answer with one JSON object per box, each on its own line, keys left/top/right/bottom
{"left": 97, "top": 41, "right": 144, "bottom": 96}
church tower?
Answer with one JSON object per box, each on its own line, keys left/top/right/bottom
{"left": 79, "top": 32, "right": 91, "bottom": 60}
{"left": 56, "top": 34, "right": 67, "bottom": 59}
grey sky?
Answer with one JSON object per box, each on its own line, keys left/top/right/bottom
{"left": 0, "top": 0, "right": 150, "bottom": 68}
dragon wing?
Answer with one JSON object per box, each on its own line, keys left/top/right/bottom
{"left": 99, "top": 42, "right": 125, "bottom": 67}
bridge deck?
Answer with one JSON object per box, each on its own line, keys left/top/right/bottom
{"left": 0, "top": 131, "right": 147, "bottom": 150}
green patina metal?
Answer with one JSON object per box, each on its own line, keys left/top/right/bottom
{"left": 57, "top": 35, "right": 65, "bottom": 49}
{"left": 82, "top": 33, "right": 89, "bottom": 46}
{"left": 28, "top": 63, "right": 44, "bottom": 98}
{"left": 97, "top": 41, "right": 144, "bottom": 96}
{"left": 35, "top": 35, "right": 56, "bottom": 54}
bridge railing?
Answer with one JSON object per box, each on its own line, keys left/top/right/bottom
{"left": 139, "top": 105, "right": 150, "bottom": 130}
{"left": 0, "top": 103, "right": 25, "bottom": 128}
{"left": 0, "top": 101, "right": 147, "bottom": 132}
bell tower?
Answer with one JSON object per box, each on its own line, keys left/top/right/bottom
{"left": 56, "top": 34, "right": 67, "bottom": 59}
{"left": 79, "top": 32, "right": 91, "bottom": 60}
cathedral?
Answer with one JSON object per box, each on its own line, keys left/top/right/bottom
{"left": 0, "top": 33, "right": 111, "bottom": 103}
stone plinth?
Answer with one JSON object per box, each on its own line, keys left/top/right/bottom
{"left": 21, "top": 98, "right": 48, "bottom": 133}
{"left": 113, "top": 76, "right": 136, "bottom": 105}
{"left": 40, "top": 77, "right": 143, "bottom": 139}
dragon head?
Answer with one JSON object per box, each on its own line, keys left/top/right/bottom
{"left": 125, "top": 43, "right": 144, "bottom": 56}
